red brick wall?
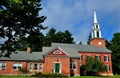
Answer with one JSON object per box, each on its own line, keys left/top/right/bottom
{"left": 79, "top": 52, "right": 113, "bottom": 75}
{"left": 43, "top": 56, "right": 70, "bottom": 75}
{"left": 90, "top": 38, "right": 105, "bottom": 48}
{"left": 0, "top": 61, "right": 28, "bottom": 75}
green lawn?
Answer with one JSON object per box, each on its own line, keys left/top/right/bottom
{"left": 0, "top": 75, "right": 33, "bottom": 78}
{"left": 72, "top": 75, "right": 120, "bottom": 78}
{"left": 0, "top": 75, "right": 120, "bottom": 78}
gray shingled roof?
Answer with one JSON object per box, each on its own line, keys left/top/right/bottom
{"left": 0, "top": 51, "right": 43, "bottom": 61}
{"left": 0, "top": 43, "right": 112, "bottom": 60}
{"left": 51, "top": 43, "right": 112, "bottom": 53}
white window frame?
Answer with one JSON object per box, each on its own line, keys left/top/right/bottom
{"left": 70, "top": 62, "right": 77, "bottom": 70}
{"left": 79, "top": 54, "right": 83, "bottom": 61}
{"left": 34, "top": 63, "right": 38, "bottom": 71}
{"left": 29, "top": 63, "right": 32, "bottom": 71}
{"left": 104, "top": 55, "right": 109, "bottom": 62}
{"left": 95, "top": 55, "right": 100, "bottom": 60}
{"left": 106, "top": 64, "right": 110, "bottom": 72}
{"left": 39, "top": 63, "right": 43, "bottom": 71}
{"left": 0, "top": 62, "right": 6, "bottom": 70}
{"left": 12, "top": 62, "right": 22, "bottom": 70}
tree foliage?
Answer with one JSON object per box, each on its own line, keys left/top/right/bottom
{"left": 83, "top": 57, "right": 106, "bottom": 75}
{"left": 106, "top": 32, "right": 120, "bottom": 74}
{"left": 0, "top": 0, "right": 46, "bottom": 56}
{"left": 43, "top": 28, "right": 74, "bottom": 46}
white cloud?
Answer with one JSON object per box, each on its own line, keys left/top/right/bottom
{"left": 40, "top": 0, "right": 120, "bottom": 43}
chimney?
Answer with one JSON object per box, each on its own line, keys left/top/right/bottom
{"left": 27, "top": 47, "right": 31, "bottom": 54}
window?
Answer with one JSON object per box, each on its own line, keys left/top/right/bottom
{"left": 30, "top": 63, "right": 32, "bottom": 70}
{"left": 12, "top": 63, "right": 22, "bottom": 70}
{"left": 104, "top": 56, "right": 109, "bottom": 62}
{"left": 79, "top": 54, "right": 83, "bottom": 61}
{"left": 34, "top": 64, "right": 38, "bottom": 70}
{"left": 39, "top": 63, "right": 43, "bottom": 71}
{"left": 53, "top": 50, "right": 62, "bottom": 54}
{"left": 70, "top": 62, "right": 76, "bottom": 70}
{"left": 95, "top": 55, "right": 100, "bottom": 60}
{"left": 86, "top": 55, "right": 91, "bottom": 60}
{"left": 0, "top": 62, "right": 6, "bottom": 70}
{"left": 97, "top": 31, "right": 100, "bottom": 38}
{"left": 106, "top": 65, "right": 110, "bottom": 72}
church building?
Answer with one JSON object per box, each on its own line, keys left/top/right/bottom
{"left": 0, "top": 11, "right": 113, "bottom": 76}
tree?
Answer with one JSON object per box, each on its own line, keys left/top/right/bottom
{"left": 106, "top": 32, "right": 120, "bottom": 74}
{"left": 0, "top": 0, "right": 46, "bottom": 56}
{"left": 27, "top": 30, "right": 44, "bottom": 51}
{"left": 43, "top": 28, "right": 56, "bottom": 46}
{"left": 83, "top": 57, "right": 106, "bottom": 75}
{"left": 44, "top": 28, "right": 74, "bottom": 46}
{"left": 87, "top": 32, "right": 92, "bottom": 45}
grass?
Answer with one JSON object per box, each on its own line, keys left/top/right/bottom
{"left": 72, "top": 75, "right": 120, "bottom": 78}
{"left": 0, "top": 75, "right": 33, "bottom": 78}
{"left": 0, "top": 75, "right": 120, "bottom": 78}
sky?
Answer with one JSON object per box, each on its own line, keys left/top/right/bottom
{"left": 40, "top": 0, "right": 120, "bottom": 44}
{"left": 0, "top": 0, "right": 120, "bottom": 44}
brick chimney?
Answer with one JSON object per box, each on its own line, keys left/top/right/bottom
{"left": 27, "top": 47, "right": 31, "bottom": 54}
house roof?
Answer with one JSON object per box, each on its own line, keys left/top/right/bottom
{"left": 51, "top": 43, "right": 111, "bottom": 52}
{"left": 0, "top": 43, "right": 112, "bottom": 61}
{"left": 0, "top": 51, "right": 43, "bottom": 61}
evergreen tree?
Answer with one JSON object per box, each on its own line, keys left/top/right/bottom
{"left": 106, "top": 32, "right": 120, "bottom": 74}
{"left": 0, "top": 0, "right": 46, "bottom": 56}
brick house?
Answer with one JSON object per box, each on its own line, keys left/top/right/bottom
{"left": 0, "top": 11, "right": 113, "bottom": 76}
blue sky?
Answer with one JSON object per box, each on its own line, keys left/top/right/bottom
{"left": 40, "top": 0, "right": 120, "bottom": 44}
{"left": 0, "top": 0, "right": 120, "bottom": 44}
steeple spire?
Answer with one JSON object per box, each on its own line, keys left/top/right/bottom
{"left": 91, "top": 10, "right": 102, "bottom": 38}
{"left": 89, "top": 10, "right": 106, "bottom": 48}
{"left": 94, "top": 10, "right": 98, "bottom": 23}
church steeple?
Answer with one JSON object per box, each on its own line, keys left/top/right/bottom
{"left": 90, "top": 10, "right": 105, "bottom": 48}
{"left": 92, "top": 10, "right": 102, "bottom": 38}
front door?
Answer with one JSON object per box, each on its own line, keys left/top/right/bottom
{"left": 54, "top": 63, "right": 61, "bottom": 73}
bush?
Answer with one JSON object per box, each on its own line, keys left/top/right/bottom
{"left": 19, "top": 67, "right": 29, "bottom": 75}
{"left": 31, "top": 72, "right": 68, "bottom": 77}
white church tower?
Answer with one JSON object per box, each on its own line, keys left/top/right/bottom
{"left": 90, "top": 10, "right": 105, "bottom": 48}
{"left": 92, "top": 10, "right": 102, "bottom": 38}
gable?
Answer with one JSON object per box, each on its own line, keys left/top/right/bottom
{"left": 48, "top": 49, "right": 67, "bottom": 56}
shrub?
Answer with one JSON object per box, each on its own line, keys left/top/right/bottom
{"left": 31, "top": 73, "right": 68, "bottom": 77}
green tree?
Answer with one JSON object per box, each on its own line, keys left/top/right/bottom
{"left": 0, "top": 0, "right": 46, "bottom": 56}
{"left": 83, "top": 57, "right": 106, "bottom": 75}
{"left": 87, "top": 32, "right": 92, "bottom": 45}
{"left": 106, "top": 32, "right": 120, "bottom": 74}
{"left": 44, "top": 28, "right": 74, "bottom": 46}
{"left": 43, "top": 28, "right": 56, "bottom": 46}
{"left": 27, "top": 30, "right": 44, "bottom": 51}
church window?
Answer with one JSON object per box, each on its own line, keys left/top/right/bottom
{"left": 95, "top": 55, "right": 100, "bottom": 60}
{"left": 0, "top": 62, "right": 6, "bottom": 70}
{"left": 30, "top": 63, "right": 32, "bottom": 70}
{"left": 97, "top": 31, "right": 100, "bottom": 38}
{"left": 34, "top": 63, "right": 38, "bottom": 70}
{"left": 70, "top": 62, "right": 76, "bottom": 70}
{"left": 39, "top": 63, "right": 43, "bottom": 71}
{"left": 12, "top": 62, "right": 22, "bottom": 70}
{"left": 106, "top": 65, "right": 110, "bottom": 72}
{"left": 79, "top": 54, "right": 83, "bottom": 61}
{"left": 104, "top": 55, "right": 109, "bottom": 62}
{"left": 53, "top": 50, "right": 62, "bottom": 54}
{"left": 96, "top": 25, "right": 98, "bottom": 28}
